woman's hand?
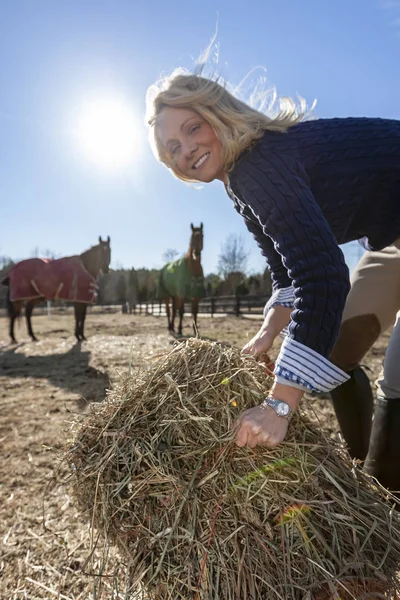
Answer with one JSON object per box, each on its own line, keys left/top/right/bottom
{"left": 241, "top": 305, "right": 292, "bottom": 359}
{"left": 234, "top": 404, "right": 289, "bottom": 448}
{"left": 242, "top": 323, "right": 274, "bottom": 359}
{"left": 233, "top": 384, "right": 303, "bottom": 449}
{"left": 238, "top": 306, "right": 301, "bottom": 449}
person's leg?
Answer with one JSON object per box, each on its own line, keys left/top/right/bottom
{"left": 376, "top": 311, "right": 400, "bottom": 401}
{"left": 329, "top": 308, "right": 381, "bottom": 462}
{"left": 330, "top": 246, "right": 400, "bottom": 461}
{"left": 364, "top": 312, "right": 400, "bottom": 491}
{"left": 329, "top": 362, "right": 374, "bottom": 461}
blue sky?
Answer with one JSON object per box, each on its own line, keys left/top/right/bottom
{"left": 1, "top": 0, "right": 399, "bottom": 275}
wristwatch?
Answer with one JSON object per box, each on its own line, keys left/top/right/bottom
{"left": 261, "top": 397, "right": 293, "bottom": 421}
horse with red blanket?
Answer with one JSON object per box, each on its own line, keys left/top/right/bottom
{"left": 1, "top": 237, "right": 111, "bottom": 343}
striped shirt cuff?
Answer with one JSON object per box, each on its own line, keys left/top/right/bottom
{"left": 274, "top": 337, "right": 350, "bottom": 393}
{"left": 264, "top": 286, "right": 295, "bottom": 316}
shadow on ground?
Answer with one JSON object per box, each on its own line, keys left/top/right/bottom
{"left": 0, "top": 342, "right": 109, "bottom": 404}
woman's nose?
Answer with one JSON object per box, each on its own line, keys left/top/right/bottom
{"left": 182, "top": 140, "right": 197, "bottom": 158}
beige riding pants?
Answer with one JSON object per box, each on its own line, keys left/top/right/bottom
{"left": 341, "top": 244, "right": 400, "bottom": 398}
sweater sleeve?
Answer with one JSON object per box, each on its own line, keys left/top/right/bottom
{"left": 246, "top": 221, "right": 291, "bottom": 291}
{"left": 239, "top": 215, "right": 294, "bottom": 302}
{"left": 230, "top": 147, "right": 351, "bottom": 393}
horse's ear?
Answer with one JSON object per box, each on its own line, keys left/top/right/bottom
{"left": 190, "top": 223, "right": 194, "bottom": 231}
{"left": 107, "top": 236, "right": 110, "bottom": 244}
{"left": 200, "top": 222, "right": 203, "bottom": 231}
{"left": 99, "top": 236, "right": 102, "bottom": 243}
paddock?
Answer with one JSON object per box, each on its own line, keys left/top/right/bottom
{"left": 0, "top": 310, "right": 392, "bottom": 598}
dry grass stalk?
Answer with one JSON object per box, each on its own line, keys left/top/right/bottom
{"left": 64, "top": 338, "right": 400, "bottom": 599}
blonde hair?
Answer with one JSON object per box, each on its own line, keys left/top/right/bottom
{"left": 146, "top": 68, "right": 312, "bottom": 182}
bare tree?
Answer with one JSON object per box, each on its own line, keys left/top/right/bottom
{"left": 162, "top": 248, "right": 179, "bottom": 263}
{"left": 42, "top": 248, "right": 59, "bottom": 259}
{"left": 217, "top": 234, "right": 249, "bottom": 278}
{"left": 30, "top": 247, "right": 59, "bottom": 259}
{"left": 0, "top": 256, "right": 14, "bottom": 270}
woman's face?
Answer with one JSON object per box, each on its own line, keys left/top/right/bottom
{"left": 155, "top": 107, "right": 226, "bottom": 183}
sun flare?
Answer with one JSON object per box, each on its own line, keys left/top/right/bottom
{"left": 75, "top": 97, "right": 139, "bottom": 169}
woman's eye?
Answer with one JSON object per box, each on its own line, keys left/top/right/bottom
{"left": 189, "top": 124, "right": 200, "bottom": 134}
{"left": 171, "top": 144, "right": 180, "bottom": 156}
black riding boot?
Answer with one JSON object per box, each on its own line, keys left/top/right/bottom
{"left": 364, "top": 396, "right": 400, "bottom": 493}
{"left": 329, "top": 365, "right": 374, "bottom": 461}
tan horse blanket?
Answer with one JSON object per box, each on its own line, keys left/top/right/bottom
{"left": 2, "top": 257, "right": 97, "bottom": 304}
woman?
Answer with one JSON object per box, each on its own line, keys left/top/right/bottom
{"left": 146, "top": 69, "right": 400, "bottom": 454}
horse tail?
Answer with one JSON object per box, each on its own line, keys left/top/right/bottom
{"left": 157, "top": 267, "right": 169, "bottom": 300}
{"left": 3, "top": 278, "right": 22, "bottom": 321}
{"left": 3, "top": 277, "right": 12, "bottom": 317}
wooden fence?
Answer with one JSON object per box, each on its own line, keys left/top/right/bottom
{"left": 135, "top": 295, "right": 269, "bottom": 318}
{"left": 0, "top": 295, "right": 270, "bottom": 319}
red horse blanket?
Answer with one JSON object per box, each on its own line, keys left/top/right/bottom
{"left": 3, "top": 257, "right": 97, "bottom": 304}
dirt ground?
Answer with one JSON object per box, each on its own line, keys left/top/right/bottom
{"left": 0, "top": 309, "right": 391, "bottom": 599}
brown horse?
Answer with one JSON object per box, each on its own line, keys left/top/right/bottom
{"left": 1, "top": 236, "right": 111, "bottom": 343}
{"left": 158, "top": 223, "right": 204, "bottom": 336}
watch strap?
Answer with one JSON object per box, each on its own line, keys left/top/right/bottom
{"left": 261, "top": 397, "right": 293, "bottom": 421}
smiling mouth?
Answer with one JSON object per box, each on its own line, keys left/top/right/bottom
{"left": 192, "top": 152, "right": 210, "bottom": 169}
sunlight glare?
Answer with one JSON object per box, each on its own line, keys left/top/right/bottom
{"left": 75, "top": 97, "right": 139, "bottom": 170}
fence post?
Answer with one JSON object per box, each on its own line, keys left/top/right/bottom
{"left": 235, "top": 295, "right": 241, "bottom": 317}
{"left": 211, "top": 296, "right": 215, "bottom": 318}
{"left": 159, "top": 301, "right": 162, "bottom": 316}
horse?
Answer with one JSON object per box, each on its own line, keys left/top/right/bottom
{"left": 158, "top": 223, "right": 205, "bottom": 336}
{"left": 1, "top": 236, "right": 111, "bottom": 343}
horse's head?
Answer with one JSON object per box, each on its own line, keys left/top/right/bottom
{"left": 190, "top": 223, "right": 203, "bottom": 260}
{"left": 79, "top": 237, "right": 111, "bottom": 279}
{"left": 98, "top": 236, "right": 111, "bottom": 274}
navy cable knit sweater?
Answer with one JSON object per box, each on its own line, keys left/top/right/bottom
{"left": 227, "top": 117, "right": 400, "bottom": 392}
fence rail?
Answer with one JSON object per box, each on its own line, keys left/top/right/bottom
{"left": 135, "top": 295, "right": 269, "bottom": 317}
{"left": 0, "top": 295, "right": 270, "bottom": 319}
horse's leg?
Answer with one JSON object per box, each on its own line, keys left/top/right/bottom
{"left": 165, "top": 298, "right": 172, "bottom": 332}
{"left": 74, "top": 303, "right": 87, "bottom": 341}
{"left": 80, "top": 304, "right": 88, "bottom": 341}
{"left": 9, "top": 307, "right": 17, "bottom": 343}
{"left": 8, "top": 294, "right": 22, "bottom": 344}
{"left": 178, "top": 298, "right": 184, "bottom": 336}
{"left": 191, "top": 297, "right": 199, "bottom": 336}
{"left": 5, "top": 284, "right": 15, "bottom": 343}
{"left": 171, "top": 297, "right": 178, "bottom": 333}
{"left": 74, "top": 303, "right": 81, "bottom": 341}
{"left": 25, "top": 300, "right": 38, "bottom": 341}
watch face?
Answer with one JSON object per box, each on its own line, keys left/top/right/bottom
{"left": 276, "top": 402, "right": 290, "bottom": 416}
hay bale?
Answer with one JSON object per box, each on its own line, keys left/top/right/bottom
{"left": 65, "top": 339, "right": 400, "bottom": 599}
